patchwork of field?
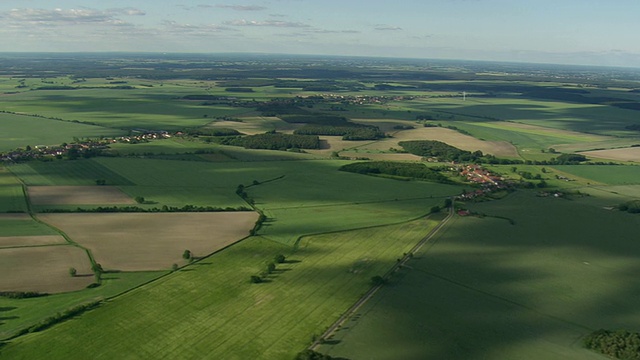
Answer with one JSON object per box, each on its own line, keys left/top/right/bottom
{"left": 204, "top": 116, "right": 298, "bottom": 135}
{"left": 580, "top": 146, "right": 640, "bottom": 162}
{"left": 0, "top": 217, "right": 440, "bottom": 359}
{"left": 321, "top": 191, "right": 640, "bottom": 359}
{"left": 349, "top": 125, "right": 519, "bottom": 158}
{"left": 28, "top": 186, "right": 134, "bottom": 205}
{"left": 0, "top": 245, "right": 93, "bottom": 293}
{"left": 37, "top": 212, "right": 259, "bottom": 271}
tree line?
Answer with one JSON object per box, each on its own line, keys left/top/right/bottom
{"left": 339, "top": 161, "right": 451, "bottom": 183}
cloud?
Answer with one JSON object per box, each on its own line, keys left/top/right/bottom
{"left": 161, "top": 20, "right": 235, "bottom": 36}
{"left": 374, "top": 25, "right": 402, "bottom": 31}
{"left": 216, "top": 5, "right": 267, "bottom": 11}
{"left": 225, "top": 19, "right": 310, "bottom": 28}
{"left": 2, "top": 7, "right": 144, "bottom": 26}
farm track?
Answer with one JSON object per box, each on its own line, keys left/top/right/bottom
{"left": 310, "top": 199, "right": 455, "bottom": 350}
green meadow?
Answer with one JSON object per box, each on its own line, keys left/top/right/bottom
{"left": 0, "top": 112, "right": 123, "bottom": 152}
{"left": 0, "top": 167, "right": 27, "bottom": 213}
{"left": 321, "top": 191, "right": 640, "bottom": 360}
{"left": 0, "top": 218, "right": 440, "bottom": 359}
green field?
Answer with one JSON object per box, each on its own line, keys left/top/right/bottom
{"left": 551, "top": 165, "right": 640, "bottom": 185}
{"left": 3, "top": 56, "right": 640, "bottom": 359}
{"left": 0, "top": 271, "right": 166, "bottom": 340}
{"left": 0, "top": 112, "right": 124, "bottom": 152}
{"left": 320, "top": 191, "right": 640, "bottom": 359}
{"left": 0, "top": 218, "right": 440, "bottom": 359}
{"left": 0, "top": 167, "right": 27, "bottom": 212}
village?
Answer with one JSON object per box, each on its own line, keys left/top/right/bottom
{"left": 0, "top": 131, "right": 172, "bottom": 163}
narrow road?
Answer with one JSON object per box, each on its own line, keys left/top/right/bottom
{"left": 310, "top": 199, "right": 455, "bottom": 350}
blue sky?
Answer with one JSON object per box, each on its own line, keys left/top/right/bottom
{"left": 1, "top": 0, "right": 639, "bottom": 67}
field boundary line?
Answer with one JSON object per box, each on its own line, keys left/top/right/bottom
{"left": 309, "top": 198, "right": 455, "bottom": 350}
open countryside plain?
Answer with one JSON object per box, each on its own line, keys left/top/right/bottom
{"left": 1, "top": 55, "right": 640, "bottom": 359}
{"left": 37, "top": 212, "right": 259, "bottom": 271}
{"left": 321, "top": 192, "right": 640, "bottom": 360}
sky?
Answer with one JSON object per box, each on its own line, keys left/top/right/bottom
{"left": 1, "top": 0, "right": 639, "bottom": 67}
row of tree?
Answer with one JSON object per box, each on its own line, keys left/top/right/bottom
{"left": 220, "top": 133, "right": 321, "bottom": 150}
{"left": 339, "top": 161, "right": 451, "bottom": 183}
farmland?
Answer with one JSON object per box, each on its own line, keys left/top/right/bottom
{"left": 37, "top": 212, "right": 260, "bottom": 271}
{"left": 1, "top": 54, "right": 640, "bottom": 359}
{"left": 320, "top": 191, "right": 640, "bottom": 360}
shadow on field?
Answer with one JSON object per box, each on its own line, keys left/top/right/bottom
{"left": 0, "top": 307, "right": 16, "bottom": 313}
{"left": 320, "top": 191, "right": 640, "bottom": 360}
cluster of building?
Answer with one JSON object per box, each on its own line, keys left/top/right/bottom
{"left": 313, "top": 93, "right": 414, "bottom": 106}
{"left": 1, "top": 131, "right": 171, "bottom": 163}
{"left": 455, "top": 164, "right": 510, "bottom": 201}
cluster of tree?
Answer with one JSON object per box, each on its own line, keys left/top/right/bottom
{"left": 583, "top": 329, "right": 640, "bottom": 359}
{"left": 618, "top": 200, "right": 640, "bottom": 214}
{"left": 399, "top": 140, "right": 483, "bottom": 162}
{"left": 294, "top": 124, "right": 384, "bottom": 140}
{"left": 250, "top": 254, "right": 286, "bottom": 284}
{"left": 0, "top": 291, "right": 47, "bottom": 299}
{"left": 179, "top": 128, "right": 242, "bottom": 137}
{"left": 626, "top": 124, "right": 640, "bottom": 131}
{"left": 15, "top": 301, "right": 101, "bottom": 336}
{"left": 225, "top": 87, "right": 254, "bottom": 93}
{"left": 294, "top": 349, "right": 347, "bottom": 360}
{"left": 280, "top": 114, "right": 351, "bottom": 125}
{"left": 400, "top": 140, "right": 590, "bottom": 165}
{"left": 40, "top": 205, "right": 252, "bottom": 213}
{"left": 220, "top": 133, "right": 320, "bottom": 150}
{"left": 339, "top": 161, "right": 451, "bottom": 183}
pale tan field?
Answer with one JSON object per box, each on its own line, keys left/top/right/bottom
{"left": 0, "top": 213, "right": 30, "bottom": 221}
{"left": 579, "top": 147, "right": 640, "bottom": 162}
{"left": 305, "top": 136, "right": 362, "bottom": 156}
{"left": 206, "top": 117, "right": 298, "bottom": 135}
{"left": 0, "top": 235, "right": 66, "bottom": 248}
{"left": 0, "top": 245, "right": 93, "bottom": 293}
{"left": 350, "top": 126, "right": 519, "bottom": 158}
{"left": 37, "top": 212, "right": 259, "bottom": 271}
{"left": 28, "top": 186, "right": 135, "bottom": 205}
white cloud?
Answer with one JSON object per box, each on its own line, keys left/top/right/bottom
{"left": 216, "top": 5, "right": 267, "bottom": 11}
{"left": 374, "top": 25, "right": 402, "bottom": 31}
{"left": 225, "top": 19, "right": 310, "bottom": 28}
{"left": 2, "top": 7, "right": 144, "bottom": 26}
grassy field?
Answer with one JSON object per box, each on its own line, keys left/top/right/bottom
{"left": 28, "top": 186, "right": 134, "bottom": 205}
{"left": 0, "top": 167, "right": 27, "bottom": 213}
{"left": 0, "top": 215, "right": 58, "bottom": 237}
{"left": 37, "top": 212, "right": 259, "bottom": 271}
{"left": 320, "top": 191, "right": 640, "bottom": 359}
{"left": 0, "top": 86, "right": 247, "bottom": 130}
{"left": 0, "top": 112, "right": 123, "bottom": 152}
{"left": 246, "top": 161, "right": 461, "bottom": 245}
{"left": 551, "top": 165, "right": 640, "bottom": 185}
{"left": 8, "top": 160, "right": 134, "bottom": 187}
{"left": 0, "top": 270, "right": 166, "bottom": 340}
{"left": 0, "top": 217, "right": 441, "bottom": 359}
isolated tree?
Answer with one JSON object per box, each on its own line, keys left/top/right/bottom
{"left": 250, "top": 275, "right": 263, "bottom": 284}
{"left": 171, "top": 263, "right": 179, "bottom": 271}
{"left": 430, "top": 205, "right": 441, "bottom": 213}
{"left": 266, "top": 262, "right": 276, "bottom": 274}
{"left": 371, "top": 275, "right": 385, "bottom": 286}
{"left": 69, "top": 267, "right": 77, "bottom": 277}
{"left": 134, "top": 196, "right": 145, "bottom": 204}
{"left": 182, "top": 249, "right": 192, "bottom": 260}
{"left": 274, "top": 254, "right": 286, "bottom": 264}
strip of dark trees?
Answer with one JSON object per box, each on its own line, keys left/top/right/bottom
{"left": 339, "top": 161, "right": 451, "bottom": 183}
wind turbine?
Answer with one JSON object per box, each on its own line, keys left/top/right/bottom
{"left": 462, "top": 91, "right": 466, "bottom": 101}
